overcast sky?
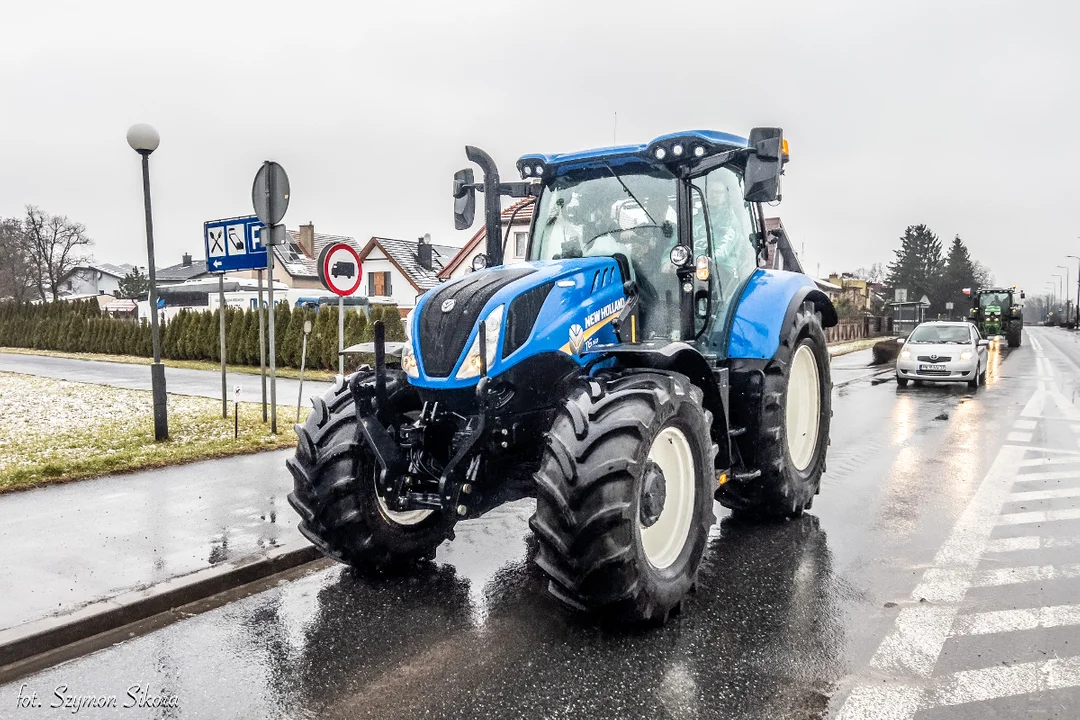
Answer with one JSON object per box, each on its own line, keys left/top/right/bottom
{"left": 3, "top": 0, "right": 1077, "bottom": 298}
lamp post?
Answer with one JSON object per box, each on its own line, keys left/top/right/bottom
{"left": 1046, "top": 282, "right": 1057, "bottom": 324}
{"left": 1070, "top": 252, "right": 1080, "bottom": 327}
{"left": 126, "top": 123, "right": 168, "bottom": 441}
{"left": 1058, "top": 265, "right": 1071, "bottom": 325}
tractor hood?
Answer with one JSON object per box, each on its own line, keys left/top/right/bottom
{"left": 407, "top": 258, "right": 627, "bottom": 389}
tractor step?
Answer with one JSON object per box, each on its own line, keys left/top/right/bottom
{"left": 728, "top": 426, "right": 747, "bottom": 438}
{"left": 732, "top": 469, "right": 761, "bottom": 483}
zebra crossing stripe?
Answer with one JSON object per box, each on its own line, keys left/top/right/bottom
{"left": 928, "top": 655, "right": 1080, "bottom": 707}
{"left": 1008, "top": 487, "right": 1080, "bottom": 502}
{"left": 997, "top": 508, "right": 1080, "bottom": 525}
{"left": 986, "top": 535, "right": 1080, "bottom": 552}
{"left": 952, "top": 603, "right": 1080, "bottom": 635}
{"left": 971, "top": 563, "right": 1080, "bottom": 588}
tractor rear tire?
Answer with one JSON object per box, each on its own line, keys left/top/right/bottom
{"left": 529, "top": 370, "right": 716, "bottom": 624}
{"left": 287, "top": 372, "right": 455, "bottom": 572}
{"left": 1007, "top": 320, "right": 1022, "bottom": 348}
{"left": 720, "top": 301, "right": 832, "bottom": 519}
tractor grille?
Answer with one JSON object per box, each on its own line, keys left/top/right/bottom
{"left": 503, "top": 282, "right": 554, "bottom": 358}
{"left": 917, "top": 355, "right": 952, "bottom": 362}
{"left": 418, "top": 267, "right": 536, "bottom": 377}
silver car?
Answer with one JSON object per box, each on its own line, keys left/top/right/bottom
{"left": 895, "top": 321, "right": 990, "bottom": 388}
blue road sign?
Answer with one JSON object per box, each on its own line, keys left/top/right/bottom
{"left": 204, "top": 215, "right": 268, "bottom": 273}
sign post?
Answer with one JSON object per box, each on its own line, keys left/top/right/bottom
{"left": 252, "top": 161, "right": 290, "bottom": 434}
{"left": 317, "top": 241, "right": 363, "bottom": 379}
{"left": 218, "top": 275, "right": 227, "bottom": 418}
{"left": 233, "top": 385, "right": 242, "bottom": 439}
{"left": 257, "top": 268, "right": 267, "bottom": 422}
{"left": 298, "top": 319, "right": 313, "bottom": 423}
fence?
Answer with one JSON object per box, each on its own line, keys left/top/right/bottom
{"left": 825, "top": 316, "right": 893, "bottom": 345}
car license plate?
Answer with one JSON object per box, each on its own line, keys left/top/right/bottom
{"left": 919, "top": 364, "right": 946, "bottom": 372}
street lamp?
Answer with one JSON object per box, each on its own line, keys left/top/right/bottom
{"left": 126, "top": 123, "right": 168, "bottom": 441}
{"left": 1058, "top": 265, "right": 1071, "bottom": 325}
{"left": 1070, "top": 251, "right": 1080, "bottom": 327}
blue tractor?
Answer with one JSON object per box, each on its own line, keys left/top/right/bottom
{"left": 288, "top": 128, "right": 837, "bottom": 624}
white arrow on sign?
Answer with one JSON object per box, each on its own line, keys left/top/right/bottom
{"left": 213, "top": 260, "right": 223, "bottom": 268}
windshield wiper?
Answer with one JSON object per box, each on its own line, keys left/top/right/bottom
{"left": 602, "top": 162, "right": 657, "bottom": 226}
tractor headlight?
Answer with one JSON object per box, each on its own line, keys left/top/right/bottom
{"left": 401, "top": 341, "right": 419, "bottom": 378}
{"left": 960, "top": 350, "right": 973, "bottom": 361}
{"left": 456, "top": 304, "right": 504, "bottom": 379}
{"left": 472, "top": 254, "right": 488, "bottom": 272}
{"left": 901, "top": 350, "right": 911, "bottom": 359}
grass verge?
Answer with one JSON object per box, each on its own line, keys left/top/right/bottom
{"left": 0, "top": 347, "right": 337, "bottom": 382}
{"left": 0, "top": 371, "right": 306, "bottom": 494}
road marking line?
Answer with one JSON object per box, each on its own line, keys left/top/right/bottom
{"left": 834, "top": 685, "right": 923, "bottom": 720}
{"left": 1007, "top": 431, "right": 1033, "bottom": 442}
{"left": 1008, "top": 487, "right": 1080, "bottom": 502}
{"left": 953, "top": 603, "right": 1080, "bottom": 635}
{"left": 986, "top": 535, "right": 1080, "bottom": 552}
{"left": 997, "top": 508, "right": 1080, "bottom": 525}
{"left": 1018, "top": 446, "right": 1080, "bottom": 456}
{"left": 1020, "top": 455, "right": 1080, "bottom": 467}
{"left": 928, "top": 655, "right": 1080, "bottom": 707}
{"left": 1009, "top": 469, "right": 1080, "bottom": 482}
{"left": 1013, "top": 419, "right": 1038, "bottom": 430}
{"left": 870, "top": 606, "right": 957, "bottom": 677}
{"left": 972, "top": 563, "right": 1080, "bottom": 587}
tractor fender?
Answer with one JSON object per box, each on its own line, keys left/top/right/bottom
{"left": 594, "top": 342, "right": 731, "bottom": 469}
{"left": 727, "top": 270, "right": 837, "bottom": 360}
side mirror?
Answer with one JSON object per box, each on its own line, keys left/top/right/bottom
{"left": 978, "top": 339, "right": 990, "bottom": 347}
{"left": 1020, "top": 292, "right": 1026, "bottom": 299}
{"left": 895, "top": 337, "right": 906, "bottom": 345}
{"left": 743, "top": 127, "right": 784, "bottom": 203}
{"left": 453, "top": 168, "right": 476, "bottom": 230}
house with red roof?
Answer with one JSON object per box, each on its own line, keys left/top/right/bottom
{"left": 437, "top": 198, "right": 536, "bottom": 281}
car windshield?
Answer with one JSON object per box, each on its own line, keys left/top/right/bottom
{"left": 979, "top": 292, "right": 1010, "bottom": 308}
{"left": 907, "top": 325, "right": 971, "bottom": 344}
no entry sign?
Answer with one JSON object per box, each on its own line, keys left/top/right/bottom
{"left": 318, "top": 242, "right": 363, "bottom": 296}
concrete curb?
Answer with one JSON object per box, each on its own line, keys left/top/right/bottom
{"left": 0, "top": 541, "right": 321, "bottom": 669}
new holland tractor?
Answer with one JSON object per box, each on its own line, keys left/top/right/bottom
{"left": 288, "top": 129, "right": 837, "bottom": 624}
{"left": 967, "top": 286, "right": 1023, "bottom": 347}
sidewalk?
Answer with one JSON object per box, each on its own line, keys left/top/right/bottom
{"left": 830, "top": 347, "right": 892, "bottom": 386}
{"left": 0, "top": 450, "right": 301, "bottom": 633}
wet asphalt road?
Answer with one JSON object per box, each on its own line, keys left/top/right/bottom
{"left": 5, "top": 329, "right": 1080, "bottom": 719}
{"left": 0, "top": 353, "right": 332, "bottom": 403}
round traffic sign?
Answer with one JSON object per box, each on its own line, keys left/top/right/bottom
{"left": 317, "top": 243, "right": 363, "bottom": 296}
{"left": 252, "top": 162, "right": 290, "bottom": 226}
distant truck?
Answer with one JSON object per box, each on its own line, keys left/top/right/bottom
{"left": 966, "top": 286, "right": 1023, "bottom": 347}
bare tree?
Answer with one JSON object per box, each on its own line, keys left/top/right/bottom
{"left": 23, "top": 205, "right": 93, "bottom": 301}
{"left": 0, "top": 218, "right": 35, "bottom": 302}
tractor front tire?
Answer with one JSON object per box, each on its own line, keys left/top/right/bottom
{"left": 530, "top": 370, "right": 716, "bottom": 624}
{"left": 1007, "top": 319, "right": 1022, "bottom": 348}
{"left": 720, "top": 301, "right": 832, "bottom": 519}
{"left": 287, "top": 372, "right": 455, "bottom": 572}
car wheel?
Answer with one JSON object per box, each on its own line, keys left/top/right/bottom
{"left": 896, "top": 376, "right": 909, "bottom": 387}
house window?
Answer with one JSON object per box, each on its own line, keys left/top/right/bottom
{"left": 368, "top": 271, "right": 392, "bottom": 297}
{"left": 514, "top": 231, "right": 528, "bottom": 258}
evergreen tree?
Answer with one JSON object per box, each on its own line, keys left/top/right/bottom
{"left": 937, "top": 235, "right": 979, "bottom": 318}
{"left": 242, "top": 309, "right": 260, "bottom": 366}
{"left": 274, "top": 302, "right": 291, "bottom": 367}
{"left": 283, "top": 307, "right": 307, "bottom": 367}
{"left": 116, "top": 268, "right": 150, "bottom": 300}
{"left": 885, "top": 224, "right": 944, "bottom": 312}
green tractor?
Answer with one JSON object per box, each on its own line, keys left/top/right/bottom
{"left": 967, "top": 286, "right": 1023, "bottom": 347}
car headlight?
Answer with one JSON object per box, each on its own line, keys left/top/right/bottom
{"left": 456, "top": 304, "right": 504, "bottom": 379}
{"left": 900, "top": 349, "right": 911, "bottom": 359}
{"left": 960, "top": 350, "right": 973, "bottom": 361}
{"left": 401, "top": 341, "right": 419, "bottom": 378}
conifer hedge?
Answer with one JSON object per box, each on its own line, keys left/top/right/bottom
{"left": 0, "top": 299, "right": 406, "bottom": 371}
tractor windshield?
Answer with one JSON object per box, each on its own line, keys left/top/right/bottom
{"left": 530, "top": 166, "right": 682, "bottom": 340}
{"left": 979, "top": 292, "right": 1010, "bottom": 309}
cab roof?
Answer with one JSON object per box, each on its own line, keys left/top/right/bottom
{"left": 517, "top": 130, "right": 748, "bottom": 177}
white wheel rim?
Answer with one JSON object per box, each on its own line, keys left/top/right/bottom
{"left": 786, "top": 344, "right": 821, "bottom": 472}
{"left": 370, "top": 462, "right": 432, "bottom": 526}
{"left": 376, "top": 493, "right": 432, "bottom": 526}
{"left": 639, "top": 426, "right": 696, "bottom": 569}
